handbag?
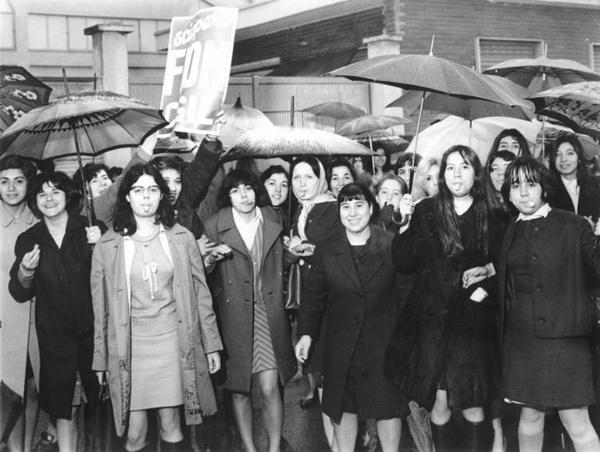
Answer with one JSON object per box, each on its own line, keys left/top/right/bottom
{"left": 85, "top": 381, "right": 119, "bottom": 452}
{"left": 284, "top": 262, "right": 302, "bottom": 311}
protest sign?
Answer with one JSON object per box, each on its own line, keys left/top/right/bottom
{"left": 159, "top": 7, "right": 237, "bottom": 136}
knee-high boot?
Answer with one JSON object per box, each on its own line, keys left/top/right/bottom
{"left": 431, "top": 419, "right": 458, "bottom": 452}
{"left": 461, "top": 419, "right": 494, "bottom": 452}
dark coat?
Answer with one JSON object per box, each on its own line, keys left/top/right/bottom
{"left": 9, "top": 214, "right": 105, "bottom": 419}
{"left": 175, "top": 138, "right": 222, "bottom": 238}
{"left": 498, "top": 208, "right": 600, "bottom": 341}
{"left": 385, "top": 198, "right": 504, "bottom": 411}
{"left": 298, "top": 226, "right": 408, "bottom": 421}
{"left": 90, "top": 224, "right": 222, "bottom": 436}
{"left": 292, "top": 201, "right": 343, "bottom": 373}
{"left": 550, "top": 176, "right": 600, "bottom": 222}
{"left": 204, "top": 207, "right": 296, "bottom": 392}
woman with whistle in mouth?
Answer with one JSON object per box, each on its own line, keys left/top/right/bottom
{"left": 386, "top": 145, "right": 506, "bottom": 452}
{"left": 497, "top": 156, "right": 600, "bottom": 452}
{"left": 203, "top": 169, "right": 296, "bottom": 452}
{"left": 90, "top": 163, "right": 222, "bottom": 452}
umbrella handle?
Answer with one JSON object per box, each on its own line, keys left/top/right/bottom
{"left": 70, "top": 119, "right": 93, "bottom": 227}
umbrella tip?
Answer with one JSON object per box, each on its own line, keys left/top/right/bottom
{"left": 234, "top": 96, "right": 243, "bottom": 108}
{"left": 429, "top": 35, "right": 435, "bottom": 56}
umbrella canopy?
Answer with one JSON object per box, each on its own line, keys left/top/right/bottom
{"left": 302, "top": 101, "right": 366, "bottom": 120}
{"left": 484, "top": 56, "right": 600, "bottom": 93}
{"left": 328, "top": 53, "right": 517, "bottom": 103}
{"left": 404, "top": 115, "right": 541, "bottom": 164}
{"left": 219, "top": 96, "right": 274, "bottom": 150}
{"left": 0, "top": 65, "right": 52, "bottom": 131}
{"left": 528, "top": 81, "right": 600, "bottom": 140}
{"left": 388, "top": 75, "right": 534, "bottom": 121}
{"left": 406, "top": 401, "right": 434, "bottom": 452}
{"left": 336, "top": 114, "right": 411, "bottom": 136}
{"left": 0, "top": 90, "right": 168, "bottom": 159}
{"left": 221, "top": 126, "right": 374, "bottom": 162}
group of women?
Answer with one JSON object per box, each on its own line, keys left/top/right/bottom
{"left": 2, "top": 126, "right": 600, "bottom": 452}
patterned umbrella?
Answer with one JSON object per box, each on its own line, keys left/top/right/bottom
{"left": 528, "top": 81, "right": 600, "bottom": 139}
{"left": 0, "top": 90, "right": 167, "bottom": 224}
{"left": 0, "top": 65, "right": 52, "bottom": 131}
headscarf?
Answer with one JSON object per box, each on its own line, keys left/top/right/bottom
{"left": 293, "top": 158, "right": 335, "bottom": 240}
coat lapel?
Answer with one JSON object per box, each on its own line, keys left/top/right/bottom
{"left": 217, "top": 208, "right": 250, "bottom": 257}
{"left": 261, "top": 211, "right": 282, "bottom": 266}
{"left": 360, "top": 228, "right": 388, "bottom": 287}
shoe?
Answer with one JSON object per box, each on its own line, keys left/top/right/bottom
{"left": 33, "top": 432, "right": 59, "bottom": 452}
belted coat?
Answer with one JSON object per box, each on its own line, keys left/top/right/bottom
{"left": 90, "top": 223, "right": 222, "bottom": 436}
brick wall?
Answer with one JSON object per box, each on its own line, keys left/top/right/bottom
{"left": 232, "top": 7, "right": 384, "bottom": 66}
{"left": 401, "top": 0, "right": 599, "bottom": 69}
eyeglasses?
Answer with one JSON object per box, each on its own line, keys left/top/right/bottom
{"left": 129, "top": 185, "right": 161, "bottom": 196}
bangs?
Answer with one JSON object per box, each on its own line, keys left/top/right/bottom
{"left": 339, "top": 193, "right": 368, "bottom": 204}
{"left": 507, "top": 161, "right": 541, "bottom": 186}
{"left": 337, "top": 182, "right": 374, "bottom": 206}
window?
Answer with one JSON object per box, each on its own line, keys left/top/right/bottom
{"left": 475, "top": 37, "right": 543, "bottom": 72}
{"left": 0, "top": 0, "right": 14, "bottom": 49}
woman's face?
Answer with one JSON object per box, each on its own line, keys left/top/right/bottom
{"left": 292, "top": 162, "right": 319, "bottom": 201}
{"left": 329, "top": 165, "right": 354, "bottom": 197}
{"left": 373, "top": 148, "right": 387, "bottom": 170}
{"left": 126, "top": 174, "right": 162, "bottom": 219}
{"left": 229, "top": 183, "right": 256, "bottom": 214}
{"left": 89, "top": 169, "right": 112, "bottom": 198}
{"left": 264, "top": 172, "right": 288, "bottom": 207}
{"left": 36, "top": 182, "right": 67, "bottom": 219}
{"left": 423, "top": 165, "right": 440, "bottom": 196}
{"left": 498, "top": 136, "right": 521, "bottom": 156}
{"left": 509, "top": 175, "right": 544, "bottom": 215}
{"left": 489, "top": 157, "right": 512, "bottom": 193}
{"left": 0, "top": 168, "right": 27, "bottom": 207}
{"left": 340, "top": 198, "right": 372, "bottom": 235}
{"left": 444, "top": 152, "right": 475, "bottom": 198}
{"left": 376, "top": 178, "right": 403, "bottom": 210}
{"left": 555, "top": 142, "right": 579, "bottom": 178}
{"left": 160, "top": 168, "right": 182, "bottom": 206}
{"left": 397, "top": 162, "right": 413, "bottom": 186}
{"left": 352, "top": 157, "right": 364, "bottom": 173}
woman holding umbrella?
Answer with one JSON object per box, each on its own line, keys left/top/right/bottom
{"left": 90, "top": 163, "right": 222, "bottom": 452}
{"left": 295, "top": 182, "right": 408, "bottom": 452}
{"left": 9, "top": 171, "right": 104, "bottom": 452}
{"left": 386, "top": 145, "right": 505, "bottom": 452}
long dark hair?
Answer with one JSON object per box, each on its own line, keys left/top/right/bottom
{"left": 435, "top": 145, "right": 489, "bottom": 257}
{"left": 218, "top": 169, "right": 259, "bottom": 209}
{"left": 490, "top": 129, "right": 530, "bottom": 157}
{"left": 113, "top": 163, "right": 176, "bottom": 235}
{"left": 549, "top": 133, "right": 592, "bottom": 194}
{"left": 258, "top": 165, "right": 289, "bottom": 208}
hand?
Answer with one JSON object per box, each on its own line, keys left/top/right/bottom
{"left": 86, "top": 226, "right": 102, "bottom": 244}
{"left": 206, "top": 352, "right": 221, "bottom": 374}
{"left": 595, "top": 220, "right": 600, "bottom": 237}
{"left": 197, "top": 234, "right": 218, "bottom": 257}
{"left": 398, "top": 194, "right": 414, "bottom": 219}
{"left": 295, "top": 335, "right": 312, "bottom": 363}
{"left": 21, "top": 244, "right": 40, "bottom": 271}
{"left": 462, "top": 266, "right": 489, "bottom": 289}
{"left": 204, "top": 244, "right": 233, "bottom": 266}
{"left": 287, "top": 235, "right": 315, "bottom": 257}
{"left": 95, "top": 371, "right": 105, "bottom": 385}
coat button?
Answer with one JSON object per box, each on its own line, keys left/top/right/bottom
{"left": 535, "top": 285, "right": 542, "bottom": 293}
{"left": 537, "top": 317, "right": 546, "bottom": 324}
{"left": 532, "top": 254, "right": 538, "bottom": 262}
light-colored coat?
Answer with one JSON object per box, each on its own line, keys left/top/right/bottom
{"left": 90, "top": 223, "right": 222, "bottom": 436}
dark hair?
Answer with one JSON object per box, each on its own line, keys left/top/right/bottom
{"left": 338, "top": 182, "right": 378, "bottom": 219}
{"left": 486, "top": 150, "right": 517, "bottom": 175}
{"left": 218, "top": 169, "right": 259, "bottom": 208}
{"left": 113, "top": 163, "right": 176, "bottom": 235}
{"left": 435, "top": 145, "right": 489, "bottom": 257}
{"left": 258, "top": 165, "right": 289, "bottom": 207}
{"left": 373, "top": 145, "right": 393, "bottom": 172}
{"left": 490, "top": 129, "right": 531, "bottom": 157}
{"left": 394, "top": 153, "right": 422, "bottom": 176}
{"left": 548, "top": 133, "right": 591, "bottom": 192}
{"left": 0, "top": 155, "right": 37, "bottom": 180}
{"left": 501, "top": 156, "right": 553, "bottom": 205}
{"left": 107, "top": 166, "right": 123, "bottom": 181}
{"left": 290, "top": 156, "right": 322, "bottom": 179}
{"left": 72, "top": 162, "right": 110, "bottom": 187}
{"left": 374, "top": 174, "right": 407, "bottom": 196}
{"left": 327, "top": 159, "right": 357, "bottom": 184}
{"left": 27, "top": 171, "right": 81, "bottom": 219}
{"left": 151, "top": 155, "right": 187, "bottom": 175}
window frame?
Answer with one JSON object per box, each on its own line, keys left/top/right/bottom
{"left": 474, "top": 36, "right": 544, "bottom": 72}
